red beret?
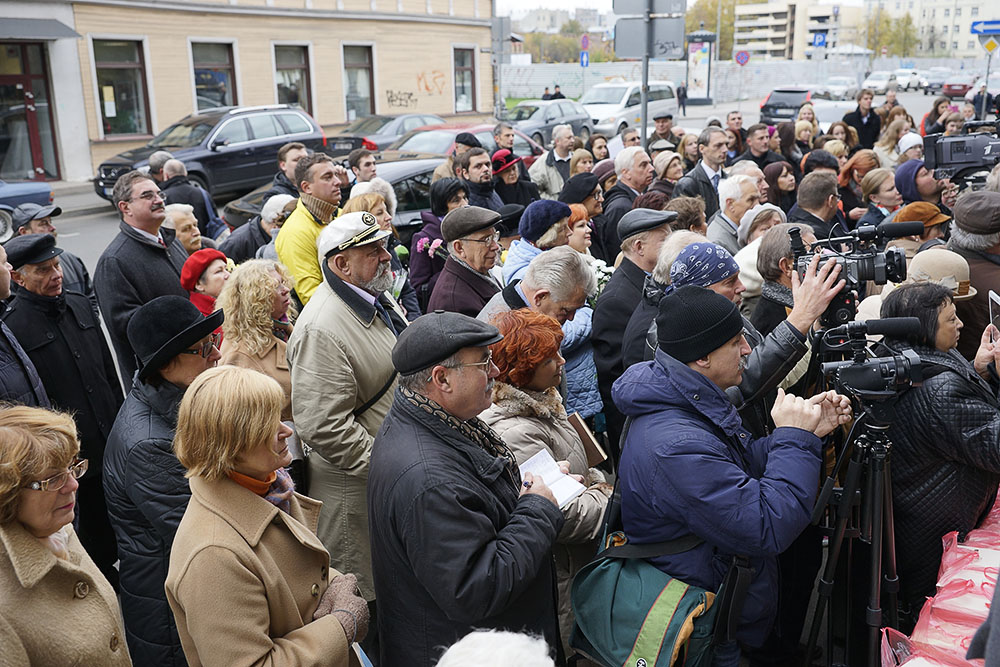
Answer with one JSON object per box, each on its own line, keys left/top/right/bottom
{"left": 180, "top": 248, "right": 227, "bottom": 292}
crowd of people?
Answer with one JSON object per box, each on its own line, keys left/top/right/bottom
{"left": 3, "top": 85, "right": 1000, "bottom": 667}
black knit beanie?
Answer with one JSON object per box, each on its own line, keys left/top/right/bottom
{"left": 656, "top": 285, "right": 744, "bottom": 363}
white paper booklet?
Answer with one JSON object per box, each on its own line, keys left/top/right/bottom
{"left": 518, "top": 448, "right": 585, "bottom": 509}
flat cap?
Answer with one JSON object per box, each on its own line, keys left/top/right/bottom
{"left": 617, "top": 208, "right": 677, "bottom": 242}
{"left": 953, "top": 190, "right": 1000, "bottom": 235}
{"left": 558, "top": 173, "right": 599, "bottom": 204}
{"left": 894, "top": 201, "right": 950, "bottom": 229}
{"left": 455, "top": 132, "right": 482, "bottom": 149}
{"left": 648, "top": 139, "right": 674, "bottom": 152}
{"left": 392, "top": 311, "right": 503, "bottom": 375}
{"left": 653, "top": 111, "right": 673, "bottom": 120}
{"left": 4, "top": 233, "right": 62, "bottom": 269}
{"left": 441, "top": 206, "right": 501, "bottom": 243}
{"left": 12, "top": 203, "right": 61, "bottom": 233}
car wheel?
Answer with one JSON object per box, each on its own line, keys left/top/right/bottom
{"left": 579, "top": 126, "right": 591, "bottom": 142}
{"left": 0, "top": 209, "right": 12, "bottom": 243}
{"left": 532, "top": 133, "right": 544, "bottom": 147}
{"left": 188, "top": 173, "right": 210, "bottom": 194}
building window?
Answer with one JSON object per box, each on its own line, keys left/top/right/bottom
{"left": 955, "top": 8, "right": 961, "bottom": 16}
{"left": 93, "top": 40, "right": 150, "bottom": 135}
{"left": 274, "top": 45, "right": 310, "bottom": 113}
{"left": 972, "top": 7, "right": 979, "bottom": 16}
{"left": 343, "top": 45, "right": 374, "bottom": 121}
{"left": 953, "top": 41, "right": 958, "bottom": 49}
{"left": 944, "top": 8, "right": 949, "bottom": 16}
{"left": 968, "top": 40, "right": 975, "bottom": 49}
{"left": 192, "top": 42, "right": 236, "bottom": 110}
{"left": 453, "top": 48, "right": 475, "bottom": 113}
{"left": 939, "top": 41, "right": 946, "bottom": 49}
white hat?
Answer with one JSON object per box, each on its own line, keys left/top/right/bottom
{"left": 316, "top": 211, "right": 391, "bottom": 264}
{"left": 897, "top": 132, "right": 923, "bottom": 155}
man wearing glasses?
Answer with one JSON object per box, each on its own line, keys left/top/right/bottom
{"left": 102, "top": 294, "right": 222, "bottom": 666}
{"left": 287, "top": 210, "right": 409, "bottom": 658}
{"left": 427, "top": 206, "right": 502, "bottom": 317}
{"left": 95, "top": 170, "right": 188, "bottom": 383}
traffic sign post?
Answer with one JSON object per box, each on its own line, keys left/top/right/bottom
{"left": 580, "top": 51, "right": 589, "bottom": 67}
{"left": 971, "top": 21, "right": 1000, "bottom": 35}
{"left": 813, "top": 32, "right": 827, "bottom": 47}
{"left": 735, "top": 50, "right": 749, "bottom": 66}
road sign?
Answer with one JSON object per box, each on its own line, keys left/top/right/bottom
{"left": 813, "top": 32, "right": 827, "bottom": 47}
{"left": 881, "top": 46, "right": 888, "bottom": 56}
{"left": 581, "top": 34, "right": 590, "bottom": 50}
{"left": 971, "top": 21, "right": 1000, "bottom": 35}
{"left": 983, "top": 36, "right": 1000, "bottom": 54}
{"left": 613, "top": 0, "right": 685, "bottom": 15}
{"left": 615, "top": 17, "right": 685, "bottom": 59}
{"left": 735, "top": 50, "right": 750, "bottom": 66}
{"left": 580, "top": 51, "right": 590, "bottom": 67}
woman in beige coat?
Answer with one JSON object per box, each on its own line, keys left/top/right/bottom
{"left": 0, "top": 406, "right": 131, "bottom": 666}
{"left": 166, "top": 365, "right": 369, "bottom": 667}
{"left": 479, "top": 309, "right": 612, "bottom": 657}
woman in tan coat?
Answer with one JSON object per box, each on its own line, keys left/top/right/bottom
{"left": 166, "top": 365, "right": 369, "bottom": 667}
{"left": 479, "top": 309, "right": 612, "bottom": 658}
{"left": 0, "top": 406, "right": 131, "bottom": 666}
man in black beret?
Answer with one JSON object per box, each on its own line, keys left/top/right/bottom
{"left": 368, "top": 311, "right": 564, "bottom": 667}
{"left": 433, "top": 132, "right": 483, "bottom": 182}
{"left": 1, "top": 232, "right": 124, "bottom": 589}
{"left": 427, "top": 206, "right": 502, "bottom": 317}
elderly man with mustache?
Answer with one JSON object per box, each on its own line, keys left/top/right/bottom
{"left": 95, "top": 170, "right": 189, "bottom": 383}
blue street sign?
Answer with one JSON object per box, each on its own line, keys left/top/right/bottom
{"left": 971, "top": 21, "right": 1000, "bottom": 35}
{"left": 813, "top": 32, "right": 827, "bottom": 47}
{"left": 580, "top": 51, "right": 589, "bottom": 67}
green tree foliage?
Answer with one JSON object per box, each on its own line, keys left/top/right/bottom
{"left": 864, "top": 10, "right": 918, "bottom": 57}
{"left": 685, "top": 0, "right": 741, "bottom": 60}
{"left": 561, "top": 19, "right": 584, "bottom": 36}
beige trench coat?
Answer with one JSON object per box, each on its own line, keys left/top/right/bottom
{"left": 221, "top": 336, "right": 292, "bottom": 421}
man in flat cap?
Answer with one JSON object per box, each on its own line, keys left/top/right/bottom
{"left": 592, "top": 208, "right": 674, "bottom": 460}
{"left": 0, "top": 239, "right": 48, "bottom": 408}
{"left": 427, "top": 206, "right": 502, "bottom": 317}
{"left": 1, "top": 233, "right": 124, "bottom": 588}
{"left": 287, "top": 210, "right": 408, "bottom": 655}
{"left": 950, "top": 190, "right": 1000, "bottom": 360}
{"left": 646, "top": 112, "right": 677, "bottom": 152}
{"left": 368, "top": 311, "right": 564, "bottom": 667}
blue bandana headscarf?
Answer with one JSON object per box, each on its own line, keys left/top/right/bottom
{"left": 668, "top": 242, "right": 740, "bottom": 291}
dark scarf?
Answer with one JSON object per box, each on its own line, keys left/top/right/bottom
{"left": 465, "top": 178, "right": 497, "bottom": 198}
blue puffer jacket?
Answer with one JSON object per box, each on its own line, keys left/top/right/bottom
{"left": 562, "top": 306, "right": 603, "bottom": 419}
{"left": 613, "top": 349, "right": 822, "bottom": 647}
{"left": 501, "top": 239, "right": 542, "bottom": 285}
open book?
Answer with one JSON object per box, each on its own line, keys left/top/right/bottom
{"left": 518, "top": 448, "right": 585, "bottom": 509}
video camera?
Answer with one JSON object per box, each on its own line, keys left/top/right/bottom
{"left": 819, "top": 318, "right": 923, "bottom": 403}
{"left": 789, "top": 223, "right": 922, "bottom": 328}
{"left": 924, "top": 121, "right": 1000, "bottom": 188}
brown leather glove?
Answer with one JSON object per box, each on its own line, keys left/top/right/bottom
{"left": 313, "top": 573, "right": 370, "bottom": 643}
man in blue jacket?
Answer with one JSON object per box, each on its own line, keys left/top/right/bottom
{"left": 614, "top": 285, "right": 851, "bottom": 665}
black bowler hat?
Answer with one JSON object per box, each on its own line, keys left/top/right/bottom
{"left": 127, "top": 295, "right": 224, "bottom": 380}
{"left": 392, "top": 311, "right": 503, "bottom": 376}
{"left": 3, "top": 233, "right": 63, "bottom": 269}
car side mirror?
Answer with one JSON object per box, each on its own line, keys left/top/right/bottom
{"left": 209, "top": 138, "right": 228, "bottom": 151}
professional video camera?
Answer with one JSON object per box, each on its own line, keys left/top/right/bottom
{"left": 818, "top": 318, "right": 923, "bottom": 402}
{"left": 789, "top": 222, "right": 923, "bottom": 327}
{"left": 924, "top": 120, "right": 1000, "bottom": 188}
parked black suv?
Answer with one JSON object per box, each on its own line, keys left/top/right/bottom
{"left": 93, "top": 105, "right": 327, "bottom": 201}
{"left": 759, "top": 87, "right": 833, "bottom": 125}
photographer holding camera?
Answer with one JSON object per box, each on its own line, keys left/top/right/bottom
{"left": 876, "top": 282, "right": 1000, "bottom": 629}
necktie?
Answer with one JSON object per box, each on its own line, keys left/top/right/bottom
{"left": 711, "top": 174, "right": 721, "bottom": 191}
{"left": 373, "top": 299, "right": 397, "bottom": 337}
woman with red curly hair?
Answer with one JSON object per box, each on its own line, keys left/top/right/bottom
{"left": 479, "top": 308, "right": 612, "bottom": 660}
{"left": 838, "top": 149, "right": 879, "bottom": 225}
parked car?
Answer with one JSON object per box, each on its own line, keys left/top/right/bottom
{"left": 862, "top": 71, "right": 898, "bottom": 94}
{"left": 894, "top": 68, "right": 920, "bottom": 91}
{"left": 811, "top": 99, "right": 860, "bottom": 133}
{"left": 922, "top": 68, "right": 952, "bottom": 94}
{"left": 759, "top": 86, "right": 834, "bottom": 125}
{"left": 388, "top": 124, "right": 544, "bottom": 168}
{"left": 824, "top": 76, "right": 859, "bottom": 101}
{"left": 964, "top": 74, "right": 1000, "bottom": 104}
{"left": 93, "top": 104, "right": 327, "bottom": 202}
{"left": 0, "top": 179, "right": 54, "bottom": 242}
{"left": 326, "top": 113, "right": 446, "bottom": 153}
{"left": 508, "top": 99, "right": 594, "bottom": 147}
{"left": 222, "top": 152, "right": 444, "bottom": 247}
{"left": 579, "top": 80, "right": 678, "bottom": 136}
{"left": 943, "top": 74, "right": 977, "bottom": 99}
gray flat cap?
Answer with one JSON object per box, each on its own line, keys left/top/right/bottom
{"left": 392, "top": 311, "right": 503, "bottom": 376}
{"left": 441, "top": 206, "right": 501, "bottom": 243}
{"left": 648, "top": 139, "right": 674, "bottom": 152}
{"left": 617, "top": 208, "right": 678, "bottom": 242}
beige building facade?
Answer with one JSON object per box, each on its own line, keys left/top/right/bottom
{"left": 734, "top": 0, "right": 864, "bottom": 61}
{"left": 1, "top": 0, "right": 494, "bottom": 182}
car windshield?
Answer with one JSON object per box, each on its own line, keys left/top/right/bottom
{"left": 868, "top": 72, "right": 891, "bottom": 80}
{"left": 149, "top": 118, "right": 216, "bottom": 148}
{"left": 344, "top": 116, "right": 392, "bottom": 134}
{"left": 392, "top": 130, "right": 459, "bottom": 153}
{"left": 509, "top": 105, "right": 539, "bottom": 121}
{"left": 766, "top": 90, "right": 809, "bottom": 106}
{"left": 580, "top": 86, "right": 627, "bottom": 105}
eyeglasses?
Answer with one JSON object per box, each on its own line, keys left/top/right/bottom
{"left": 461, "top": 231, "right": 501, "bottom": 245}
{"left": 456, "top": 350, "right": 494, "bottom": 370}
{"left": 133, "top": 190, "right": 165, "bottom": 202}
{"left": 25, "top": 459, "right": 88, "bottom": 492}
{"left": 587, "top": 189, "right": 604, "bottom": 200}
{"left": 179, "top": 333, "right": 221, "bottom": 359}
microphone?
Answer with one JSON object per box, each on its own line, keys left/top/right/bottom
{"left": 828, "top": 317, "right": 922, "bottom": 339}
{"left": 877, "top": 221, "right": 926, "bottom": 239}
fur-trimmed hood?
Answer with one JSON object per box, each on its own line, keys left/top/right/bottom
{"left": 489, "top": 382, "right": 566, "bottom": 420}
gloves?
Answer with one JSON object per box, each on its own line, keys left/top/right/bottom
{"left": 313, "top": 573, "right": 370, "bottom": 644}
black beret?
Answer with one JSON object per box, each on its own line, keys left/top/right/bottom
{"left": 4, "top": 233, "right": 63, "bottom": 269}
{"left": 455, "top": 132, "right": 482, "bottom": 149}
{"left": 441, "top": 206, "right": 501, "bottom": 243}
{"left": 392, "top": 311, "right": 503, "bottom": 376}
{"left": 497, "top": 203, "right": 525, "bottom": 237}
{"left": 618, "top": 208, "right": 678, "bottom": 242}
{"left": 558, "top": 173, "right": 599, "bottom": 204}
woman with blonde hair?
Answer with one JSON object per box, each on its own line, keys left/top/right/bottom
{"left": 341, "top": 191, "right": 421, "bottom": 319}
{"left": 873, "top": 118, "right": 910, "bottom": 168}
{"left": 677, "top": 132, "right": 699, "bottom": 171}
{"left": 823, "top": 139, "right": 848, "bottom": 170}
{"left": 794, "top": 120, "right": 814, "bottom": 153}
{"left": 857, "top": 167, "right": 903, "bottom": 227}
{"left": 569, "top": 148, "right": 594, "bottom": 176}
{"left": 166, "top": 365, "right": 369, "bottom": 666}
{"left": 797, "top": 103, "right": 820, "bottom": 137}
{"left": 0, "top": 406, "right": 131, "bottom": 666}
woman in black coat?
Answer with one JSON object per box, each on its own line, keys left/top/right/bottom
{"left": 878, "top": 282, "right": 1000, "bottom": 625}
{"left": 492, "top": 149, "right": 540, "bottom": 207}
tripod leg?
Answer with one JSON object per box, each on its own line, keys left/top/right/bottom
{"left": 882, "top": 460, "right": 900, "bottom": 629}
{"left": 866, "top": 454, "right": 886, "bottom": 667}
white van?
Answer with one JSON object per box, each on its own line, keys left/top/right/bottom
{"left": 580, "top": 81, "right": 679, "bottom": 136}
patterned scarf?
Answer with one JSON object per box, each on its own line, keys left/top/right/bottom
{"left": 299, "top": 192, "right": 338, "bottom": 224}
{"left": 668, "top": 241, "right": 740, "bottom": 292}
{"left": 265, "top": 467, "right": 295, "bottom": 514}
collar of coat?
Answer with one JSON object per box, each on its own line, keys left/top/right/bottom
{"left": 133, "top": 377, "right": 186, "bottom": 426}
{"left": 489, "top": 382, "right": 566, "bottom": 421}
{"left": 188, "top": 476, "right": 327, "bottom": 551}
{"left": 652, "top": 347, "right": 745, "bottom": 437}
{"left": 617, "top": 256, "right": 648, "bottom": 292}
{"left": 321, "top": 260, "right": 406, "bottom": 332}
{"left": 0, "top": 521, "right": 81, "bottom": 588}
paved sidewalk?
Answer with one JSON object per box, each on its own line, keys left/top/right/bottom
{"left": 52, "top": 180, "right": 112, "bottom": 219}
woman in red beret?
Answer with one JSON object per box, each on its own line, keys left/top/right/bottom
{"left": 180, "top": 248, "right": 230, "bottom": 334}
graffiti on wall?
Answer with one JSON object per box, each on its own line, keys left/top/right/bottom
{"left": 386, "top": 90, "right": 418, "bottom": 108}
{"left": 416, "top": 69, "right": 447, "bottom": 96}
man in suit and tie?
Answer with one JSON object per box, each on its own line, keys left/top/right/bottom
{"left": 672, "top": 127, "right": 729, "bottom": 219}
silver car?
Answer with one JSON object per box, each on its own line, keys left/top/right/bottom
{"left": 825, "top": 76, "right": 859, "bottom": 101}
{"left": 507, "top": 99, "right": 594, "bottom": 147}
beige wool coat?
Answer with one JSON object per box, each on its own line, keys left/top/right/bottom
{"left": 220, "top": 336, "right": 293, "bottom": 421}
{"left": 165, "top": 475, "right": 361, "bottom": 667}
{"left": 0, "top": 521, "right": 131, "bottom": 666}
{"left": 287, "top": 276, "right": 403, "bottom": 600}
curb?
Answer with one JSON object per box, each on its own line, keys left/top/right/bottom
{"left": 62, "top": 203, "right": 114, "bottom": 219}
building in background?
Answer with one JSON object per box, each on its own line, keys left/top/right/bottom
{"left": 734, "top": 0, "right": 866, "bottom": 60}
{"left": 733, "top": 1, "right": 798, "bottom": 60}
{"left": 862, "top": 0, "right": 985, "bottom": 57}
{"left": 513, "top": 9, "right": 570, "bottom": 33}
{"left": 0, "top": 0, "right": 493, "bottom": 183}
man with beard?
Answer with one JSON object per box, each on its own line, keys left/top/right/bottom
{"left": 456, "top": 148, "right": 504, "bottom": 213}
{"left": 95, "top": 170, "right": 188, "bottom": 382}
{"left": 287, "top": 211, "right": 408, "bottom": 659}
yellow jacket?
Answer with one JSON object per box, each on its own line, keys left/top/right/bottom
{"left": 275, "top": 200, "right": 327, "bottom": 305}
